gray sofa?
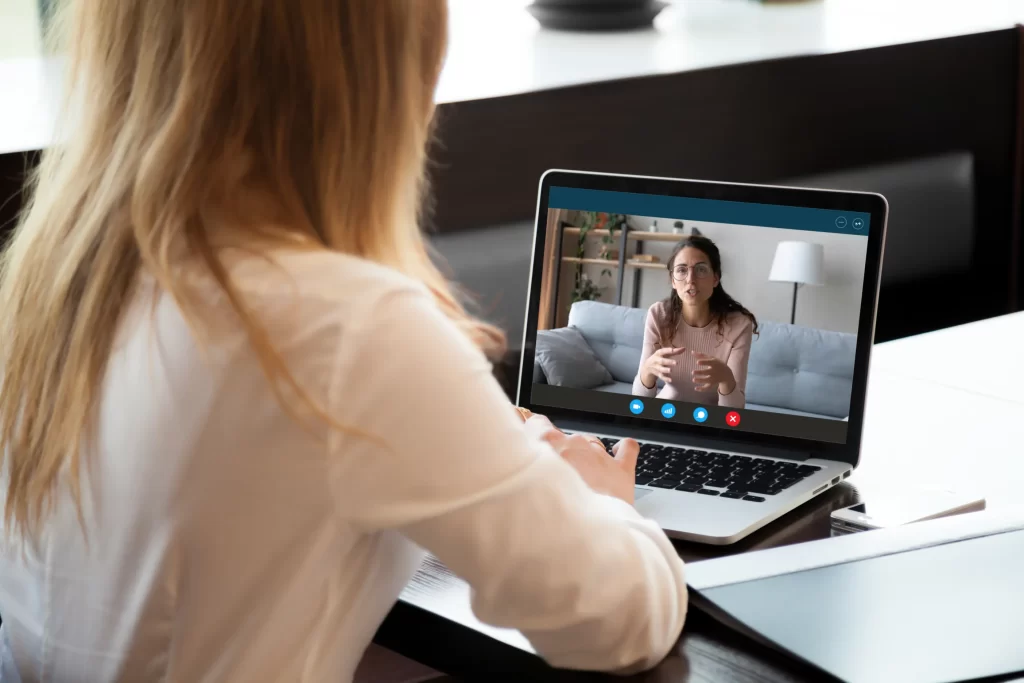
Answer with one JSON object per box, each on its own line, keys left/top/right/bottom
{"left": 534, "top": 300, "right": 856, "bottom": 420}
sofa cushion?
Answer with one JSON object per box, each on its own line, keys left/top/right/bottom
{"left": 594, "top": 381, "right": 636, "bottom": 395}
{"left": 746, "top": 321, "right": 856, "bottom": 419}
{"left": 535, "top": 326, "right": 613, "bottom": 389}
{"left": 564, "top": 301, "right": 855, "bottom": 419}
{"left": 567, "top": 300, "right": 647, "bottom": 383}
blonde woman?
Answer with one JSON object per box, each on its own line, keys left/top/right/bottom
{"left": 0, "top": 2, "right": 687, "bottom": 681}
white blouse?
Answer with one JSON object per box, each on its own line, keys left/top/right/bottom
{"left": 0, "top": 249, "right": 687, "bottom": 682}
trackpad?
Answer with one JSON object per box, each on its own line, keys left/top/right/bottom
{"left": 635, "top": 487, "right": 655, "bottom": 502}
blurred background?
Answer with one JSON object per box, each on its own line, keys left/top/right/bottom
{"left": 3, "top": 0, "right": 1023, "bottom": 394}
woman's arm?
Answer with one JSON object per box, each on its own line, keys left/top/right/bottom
{"left": 631, "top": 308, "right": 661, "bottom": 396}
{"left": 329, "top": 289, "right": 687, "bottom": 673}
{"left": 718, "top": 318, "right": 753, "bottom": 409}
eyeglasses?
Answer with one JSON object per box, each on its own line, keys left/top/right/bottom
{"left": 671, "top": 263, "right": 713, "bottom": 281}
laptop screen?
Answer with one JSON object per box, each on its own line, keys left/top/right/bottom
{"left": 527, "top": 184, "right": 875, "bottom": 446}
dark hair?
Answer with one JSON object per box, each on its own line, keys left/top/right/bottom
{"left": 658, "top": 235, "right": 758, "bottom": 347}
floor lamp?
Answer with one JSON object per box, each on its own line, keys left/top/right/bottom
{"left": 769, "top": 241, "right": 824, "bottom": 325}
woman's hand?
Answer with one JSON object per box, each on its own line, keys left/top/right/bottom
{"left": 524, "top": 415, "right": 639, "bottom": 505}
{"left": 692, "top": 351, "right": 735, "bottom": 395}
{"left": 639, "top": 346, "right": 687, "bottom": 389}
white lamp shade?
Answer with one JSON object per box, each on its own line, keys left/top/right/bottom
{"left": 769, "top": 241, "right": 825, "bottom": 286}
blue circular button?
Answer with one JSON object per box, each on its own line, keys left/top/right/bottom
{"left": 693, "top": 406, "right": 708, "bottom": 423}
{"left": 629, "top": 399, "right": 645, "bottom": 415}
{"left": 661, "top": 403, "right": 676, "bottom": 419}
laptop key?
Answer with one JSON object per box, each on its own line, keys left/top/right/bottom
{"left": 649, "top": 479, "right": 680, "bottom": 488}
{"left": 720, "top": 490, "right": 745, "bottom": 499}
{"left": 743, "top": 495, "right": 766, "bottom": 502}
{"left": 636, "top": 475, "right": 654, "bottom": 485}
{"left": 697, "top": 489, "right": 720, "bottom": 496}
{"left": 675, "top": 484, "right": 702, "bottom": 493}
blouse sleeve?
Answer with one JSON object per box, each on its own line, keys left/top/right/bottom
{"left": 328, "top": 289, "right": 687, "bottom": 673}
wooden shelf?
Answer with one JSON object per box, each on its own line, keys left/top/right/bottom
{"left": 562, "top": 227, "right": 685, "bottom": 243}
{"left": 628, "top": 260, "right": 668, "bottom": 270}
{"left": 628, "top": 231, "right": 687, "bottom": 242}
{"left": 561, "top": 256, "right": 666, "bottom": 270}
{"left": 561, "top": 257, "right": 617, "bottom": 266}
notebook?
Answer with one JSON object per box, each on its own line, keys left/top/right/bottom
{"left": 686, "top": 508, "right": 1024, "bottom": 683}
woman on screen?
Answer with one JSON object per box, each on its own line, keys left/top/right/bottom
{"left": 632, "top": 236, "right": 757, "bottom": 408}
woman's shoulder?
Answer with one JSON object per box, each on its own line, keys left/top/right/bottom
{"left": 231, "top": 248, "right": 427, "bottom": 304}
{"left": 723, "top": 311, "right": 755, "bottom": 338}
{"left": 646, "top": 299, "right": 670, "bottom": 321}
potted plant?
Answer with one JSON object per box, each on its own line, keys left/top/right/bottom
{"left": 570, "top": 211, "right": 624, "bottom": 305}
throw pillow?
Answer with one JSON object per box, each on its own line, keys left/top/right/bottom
{"left": 535, "top": 326, "right": 613, "bottom": 389}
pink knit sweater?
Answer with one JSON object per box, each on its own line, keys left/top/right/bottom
{"left": 630, "top": 301, "right": 754, "bottom": 408}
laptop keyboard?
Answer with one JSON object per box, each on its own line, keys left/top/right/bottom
{"left": 598, "top": 438, "right": 821, "bottom": 503}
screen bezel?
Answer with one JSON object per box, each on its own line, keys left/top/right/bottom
{"left": 516, "top": 169, "right": 888, "bottom": 468}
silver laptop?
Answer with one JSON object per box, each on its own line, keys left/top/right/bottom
{"left": 516, "top": 170, "right": 887, "bottom": 545}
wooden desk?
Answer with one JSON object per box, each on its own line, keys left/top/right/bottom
{"left": 375, "top": 313, "right": 1024, "bottom": 681}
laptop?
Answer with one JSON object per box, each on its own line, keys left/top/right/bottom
{"left": 517, "top": 170, "right": 888, "bottom": 545}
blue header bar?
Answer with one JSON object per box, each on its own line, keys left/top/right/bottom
{"left": 549, "top": 186, "right": 870, "bottom": 236}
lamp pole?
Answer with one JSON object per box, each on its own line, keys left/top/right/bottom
{"left": 790, "top": 283, "right": 798, "bottom": 325}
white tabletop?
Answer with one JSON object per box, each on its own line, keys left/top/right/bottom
{"left": 869, "top": 312, "right": 1024, "bottom": 404}
{"left": 855, "top": 312, "right": 1024, "bottom": 508}
{"left": 396, "top": 314, "right": 1024, "bottom": 654}
{"left": 5, "top": 0, "right": 1024, "bottom": 155}
{"left": 438, "top": 0, "right": 1024, "bottom": 103}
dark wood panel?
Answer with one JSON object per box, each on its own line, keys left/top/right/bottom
{"left": 428, "top": 30, "right": 1022, "bottom": 333}
{"left": 430, "top": 30, "right": 1017, "bottom": 233}
{"left": 0, "top": 151, "right": 38, "bottom": 242}
{"left": 1010, "top": 25, "right": 1024, "bottom": 311}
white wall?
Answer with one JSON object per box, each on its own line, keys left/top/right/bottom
{"left": 0, "top": 0, "right": 43, "bottom": 59}
{"left": 616, "top": 216, "right": 868, "bottom": 334}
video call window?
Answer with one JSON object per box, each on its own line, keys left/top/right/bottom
{"left": 530, "top": 197, "right": 869, "bottom": 443}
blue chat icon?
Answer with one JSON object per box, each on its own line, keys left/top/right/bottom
{"left": 629, "top": 399, "right": 644, "bottom": 415}
{"left": 693, "top": 406, "right": 709, "bottom": 423}
{"left": 661, "top": 403, "right": 676, "bottom": 419}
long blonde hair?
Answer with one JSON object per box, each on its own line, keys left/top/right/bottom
{"left": 0, "top": 0, "right": 503, "bottom": 540}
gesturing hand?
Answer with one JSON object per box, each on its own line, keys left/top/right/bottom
{"left": 524, "top": 415, "right": 640, "bottom": 505}
{"left": 639, "top": 346, "right": 687, "bottom": 389}
{"left": 691, "top": 351, "right": 736, "bottom": 395}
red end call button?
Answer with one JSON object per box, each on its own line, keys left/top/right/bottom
{"left": 725, "top": 411, "right": 741, "bottom": 427}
